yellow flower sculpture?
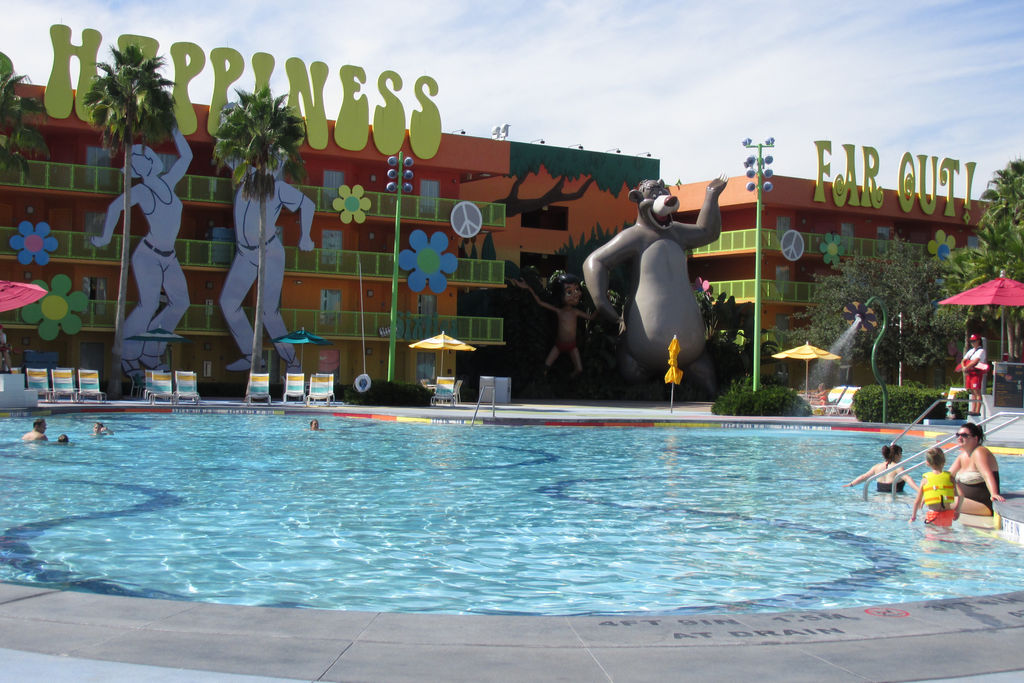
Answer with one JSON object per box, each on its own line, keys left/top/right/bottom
{"left": 927, "top": 229, "right": 956, "bottom": 261}
{"left": 332, "top": 184, "right": 372, "bottom": 224}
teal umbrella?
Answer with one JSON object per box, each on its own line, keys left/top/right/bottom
{"left": 271, "top": 328, "right": 333, "bottom": 371}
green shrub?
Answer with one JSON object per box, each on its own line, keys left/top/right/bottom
{"left": 712, "top": 378, "right": 811, "bottom": 416}
{"left": 341, "top": 381, "right": 431, "bottom": 406}
{"left": 851, "top": 384, "right": 948, "bottom": 423}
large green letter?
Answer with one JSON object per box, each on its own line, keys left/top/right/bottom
{"left": 813, "top": 140, "right": 831, "bottom": 203}
{"left": 46, "top": 24, "right": 102, "bottom": 121}
{"left": 938, "top": 157, "right": 960, "bottom": 217}
{"left": 286, "top": 57, "right": 329, "bottom": 150}
{"left": 170, "top": 42, "right": 206, "bottom": 135}
{"left": 335, "top": 64, "right": 368, "bottom": 151}
{"left": 917, "top": 155, "right": 938, "bottom": 215}
{"left": 409, "top": 75, "right": 441, "bottom": 159}
{"left": 860, "top": 146, "right": 883, "bottom": 209}
{"left": 372, "top": 70, "right": 405, "bottom": 155}
{"left": 897, "top": 152, "right": 916, "bottom": 213}
{"left": 208, "top": 47, "right": 244, "bottom": 136}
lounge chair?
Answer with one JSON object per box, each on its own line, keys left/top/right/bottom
{"left": 826, "top": 386, "right": 859, "bottom": 416}
{"left": 77, "top": 368, "right": 106, "bottom": 402}
{"left": 452, "top": 379, "right": 463, "bottom": 405}
{"left": 26, "top": 368, "right": 52, "bottom": 400}
{"left": 128, "top": 371, "right": 146, "bottom": 399}
{"left": 148, "top": 371, "right": 175, "bottom": 404}
{"left": 50, "top": 368, "right": 78, "bottom": 402}
{"left": 246, "top": 372, "right": 272, "bottom": 404}
{"left": 173, "top": 370, "right": 201, "bottom": 404}
{"left": 431, "top": 376, "right": 456, "bottom": 406}
{"left": 306, "top": 373, "right": 335, "bottom": 406}
{"left": 282, "top": 372, "right": 306, "bottom": 403}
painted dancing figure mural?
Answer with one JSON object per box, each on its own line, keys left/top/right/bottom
{"left": 220, "top": 163, "right": 315, "bottom": 372}
{"left": 583, "top": 177, "right": 727, "bottom": 393}
{"left": 92, "top": 127, "right": 192, "bottom": 374}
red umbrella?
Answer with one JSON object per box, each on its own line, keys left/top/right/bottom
{"left": 0, "top": 280, "right": 47, "bottom": 313}
{"left": 939, "top": 277, "right": 1024, "bottom": 307}
{"left": 939, "top": 276, "right": 1024, "bottom": 361}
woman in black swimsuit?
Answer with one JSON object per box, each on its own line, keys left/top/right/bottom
{"left": 949, "top": 422, "right": 1004, "bottom": 516}
{"left": 844, "top": 444, "right": 919, "bottom": 494}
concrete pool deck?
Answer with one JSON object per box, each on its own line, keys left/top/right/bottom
{"left": 3, "top": 397, "right": 1024, "bottom": 681}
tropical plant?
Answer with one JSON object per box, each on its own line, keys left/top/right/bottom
{"left": 944, "top": 159, "right": 1024, "bottom": 360}
{"left": 83, "top": 43, "right": 176, "bottom": 398}
{"left": 0, "top": 53, "right": 48, "bottom": 175}
{"left": 796, "top": 238, "right": 963, "bottom": 382}
{"left": 213, "top": 86, "right": 307, "bottom": 372}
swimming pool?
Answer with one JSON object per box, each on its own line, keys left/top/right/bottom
{"left": 2, "top": 413, "right": 1022, "bottom": 616}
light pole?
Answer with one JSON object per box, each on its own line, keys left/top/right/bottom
{"left": 742, "top": 137, "right": 775, "bottom": 391}
{"left": 385, "top": 152, "right": 414, "bottom": 381}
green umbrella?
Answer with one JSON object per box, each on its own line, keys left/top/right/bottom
{"left": 271, "top": 328, "right": 333, "bottom": 371}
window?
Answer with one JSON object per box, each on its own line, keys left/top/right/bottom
{"left": 775, "top": 313, "right": 789, "bottom": 331}
{"left": 418, "top": 179, "right": 439, "bottom": 216}
{"left": 416, "top": 351, "right": 436, "bottom": 382}
{"left": 521, "top": 205, "right": 568, "bottom": 230}
{"left": 320, "top": 289, "right": 341, "bottom": 328}
{"left": 202, "top": 360, "right": 213, "bottom": 378}
{"left": 967, "top": 234, "right": 979, "bottom": 249}
{"left": 775, "top": 215, "right": 791, "bottom": 241}
{"left": 840, "top": 221, "right": 855, "bottom": 253}
{"left": 323, "top": 170, "right": 345, "bottom": 202}
{"left": 86, "top": 146, "right": 111, "bottom": 167}
{"left": 876, "top": 226, "right": 891, "bottom": 240}
{"left": 417, "top": 294, "right": 437, "bottom": 316}
{"left": 81, "top": 276, "right": 108, "bottom": 317}
{"left": 321, "top": 229, "right": 343, "bottom": 267}
{"left": 84, "top": 211, "right": 105, "bottom": 236}
{"left": 775, "top": 265, "right": 791, "bottom": 299}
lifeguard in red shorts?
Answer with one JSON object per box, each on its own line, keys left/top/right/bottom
{"left": 958, "top": 334, "right": 987, "bottom": 417}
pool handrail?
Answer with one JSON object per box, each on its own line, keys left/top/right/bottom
{"left": 862, "top": 409, "right": 1023, "bottom": 501}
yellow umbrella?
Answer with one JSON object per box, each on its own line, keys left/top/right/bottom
{"left": 409, "top": 331, "right": 476, "bottom": 376}
{"left": 771, "top": 342, "right": 841, "bottom": 397}
{"left": 665, "top": 335, "right": 683, "bottom": 412}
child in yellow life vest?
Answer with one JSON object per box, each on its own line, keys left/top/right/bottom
{"left": 910, "top": 447, "right": 963, "bottom": 526}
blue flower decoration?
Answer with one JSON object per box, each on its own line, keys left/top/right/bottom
{"left": 9, "top": 220, "right": 58, "bottom": 265}
{"left": 398, "top": 230, "right": 458, "bottom": 294}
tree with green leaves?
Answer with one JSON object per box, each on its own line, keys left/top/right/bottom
{"left": 944, "top": 159, "right": 1024, "bottom": 360}
{"left": 213, "top": 86, "right": 307, "bottom": 372}
{"left": 795, "top": 239, "right": 964, "bottom": 384}
{"left": 0, "top": 52, "right": 48, "bottom": 175}
{"left": 83, "top": 44, "right": 176, "bottom": 398}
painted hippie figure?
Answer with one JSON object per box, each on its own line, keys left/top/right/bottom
{"left": 92, "top": 127, "right": 192, "bottom": 374}
{"left": 511, "top": 273, "right": 594, "bottom": 376}
{"left": 220, "top": 162, "right": 315, "bottom": 372}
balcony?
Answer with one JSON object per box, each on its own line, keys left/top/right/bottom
{"left": 0, "top": 300, "right": 504, "bottom": 345}
{"left": 708, "top": 278, "right": 819, "bottom": 305}
{"left": 0, "top": 159, "right": 506, "bottom": 227}
{"left": 691, "top": 228, "right": 924, "bottom": 259}
{"left": 0, "top": 226, "right": 506, "bottom": 286}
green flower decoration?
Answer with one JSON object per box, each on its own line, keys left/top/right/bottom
{"left": 332, "top": 184, "right": 372, "bottom": 224}
{"left": 927, "top": 229, "right": 956, "bottom": 261}
{"left": 819, "top": 233, "right": 843, "bottom": 266}
{"left": 20, "top": 274, "right": 89, "bottom": 340}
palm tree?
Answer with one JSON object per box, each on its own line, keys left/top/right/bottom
{"left": 83, "top": 44, "right": 176, "bottom": 398}
{"left": 213, "top": 86, "right": 307, "bottom": 372}
{"left": 0, "top": 54, "right": 48, "bottom": 175}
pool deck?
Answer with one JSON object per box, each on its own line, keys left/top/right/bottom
{"left": 3, "top": 398, "right": 1024, "bottom": 681}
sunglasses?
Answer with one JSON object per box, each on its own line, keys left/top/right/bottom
{"left": 956, "top": 432, "right": 973, "bottom": 438}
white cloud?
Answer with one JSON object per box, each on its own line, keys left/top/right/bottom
{"left": 4, "top": 0, "right": 1022, "bottom": 197}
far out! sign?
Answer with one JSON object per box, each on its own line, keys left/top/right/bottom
{"left": 813, "top": 141, "right": 977, "bottom": 222}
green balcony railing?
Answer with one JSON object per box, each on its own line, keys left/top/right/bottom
{"left": 692, "top": 228, "right": 926, "bottom": 259}
{"left": 0, "top": 225, "right": 506, "bottom": 286}
{"left": 0, "top": 300, "right": 504, "bottom": 344}
{"left": 0, "top": 159, "right": 506, "bottom": 227}
{"left": 709, "top": 278, "right": 820, "bottom": 305}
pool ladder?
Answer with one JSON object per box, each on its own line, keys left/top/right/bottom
{"left": 861, "top": 400, "right": 1023, "bottom": 500}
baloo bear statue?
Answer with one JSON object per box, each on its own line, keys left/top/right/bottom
{"left": 583, "top": 176, "right": 727, "bottom": 392}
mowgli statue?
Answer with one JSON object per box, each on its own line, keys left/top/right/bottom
{"left": 583, "top": 177, "right": 727, "bottom": 393}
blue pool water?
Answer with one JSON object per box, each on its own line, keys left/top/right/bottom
{"left": 1, "top": 413, "right": 1022, "bottom": 616}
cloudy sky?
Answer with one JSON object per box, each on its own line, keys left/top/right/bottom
{"left": 3, "top": 0, "right": 1022, "bottom": 198}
